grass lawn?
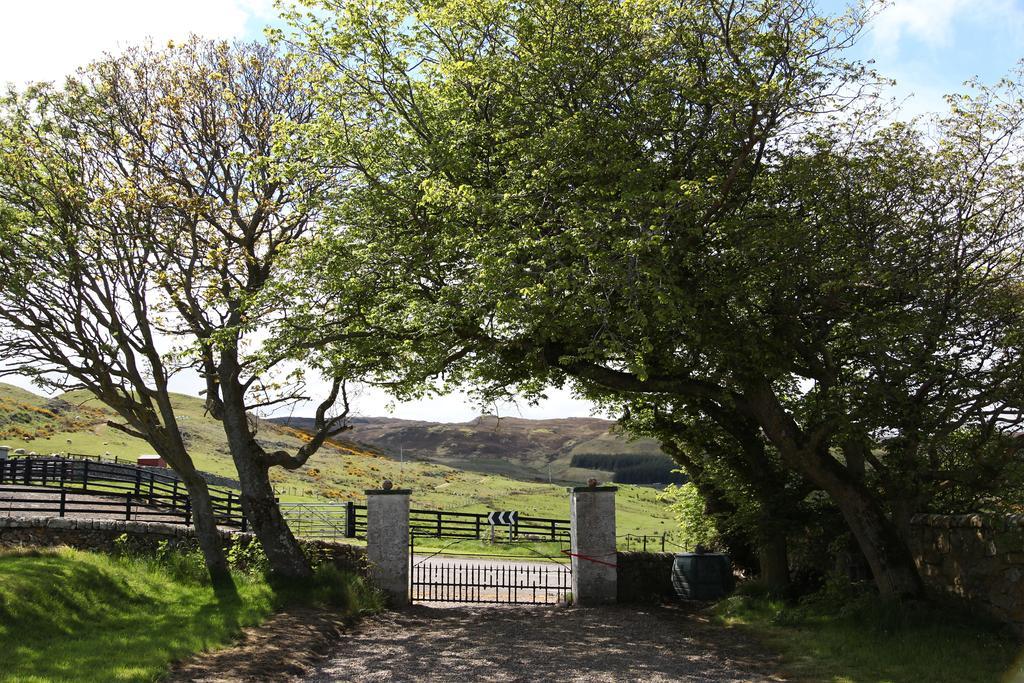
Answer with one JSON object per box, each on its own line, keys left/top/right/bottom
{"left": 713, "top": 591, "right": 1024, "bottom": 683}
{"left": 0, "top": 547, "right": 380, "bottom": 683}
{"left": 412, "top": 537, "right": 571, "bottom": 561}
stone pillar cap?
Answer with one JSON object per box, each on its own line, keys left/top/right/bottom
{"left": 568, "top": 485, "right": 618, "bottom": 492}
{"left": 365, "top": 489, "right": 412, "bottom": 495}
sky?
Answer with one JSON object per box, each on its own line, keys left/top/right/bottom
{"left": 1, "top": 0, "right": 1022, "bottom": 421}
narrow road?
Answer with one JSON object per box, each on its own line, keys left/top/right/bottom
{"left": 304, "top": 603, "right": 786, "bottom": 682}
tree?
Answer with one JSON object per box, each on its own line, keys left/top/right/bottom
{"left": 0, "top": 81, "right": 233, "bottom": 587}
{"left": 622, "top": 400, "right": 811, "bottom": 592}
{"left": 287, "top": 0, "right": 1024, "bottom": 597}
{"left": 0, "top": 39, "right": 356, "bottom": 579}
{"left": 741, "top": 112, "right": 1024, "bottom": 534}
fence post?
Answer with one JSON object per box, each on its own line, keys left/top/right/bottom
{"left": 435, "top": 511, "right": 442, "bottom": 538}
{"left": 59, "top": 489, "right": 66, "bottom": 518}
{"left": 569, "top": 484, "right": 618, "bottom": 605}
{"left": 82, "top": 459, "right": 89, "bottom": 489}
{"left": 134, "top": 467, "right": 142, "bottom": 497}
{"left": 184, "top": 496, "right": 192, "bottom": 525}
{"left": 171, "top": 480, "right": 179, "bottom": 510}
{"left": 345, "top": 501, "right": 356, "bottom": 538}
{"left": 125, "top": 496, "right": 132, "bottom": 521}
{"left": 475, "top": 514, "right": 481, "bottom": 539}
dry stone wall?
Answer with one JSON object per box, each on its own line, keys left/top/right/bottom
{"left": 0, "top": 515, "right": 368, "bottom": 576}
{"left": 909, "top": 513, "right": 1024, "bottom": 635}
{"left": 616, "top": 551, "right": 676, "bottom": 603}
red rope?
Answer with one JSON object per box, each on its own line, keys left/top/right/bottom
{"left": 561, "top": 549, "right": 618, "bottom": 568}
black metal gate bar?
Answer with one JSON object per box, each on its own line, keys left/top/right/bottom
{"left": 410, "top": 558, "right": 571, "bottom": 605}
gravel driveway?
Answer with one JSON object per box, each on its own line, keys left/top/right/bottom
{"left": 304, "top": 603, "right": 786, "bottom": 682}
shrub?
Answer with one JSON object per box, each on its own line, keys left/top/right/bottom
{"left": 271, "top": 563, "right": 384, "bottom": 613}
{"left": 226, "top": 536, "right": 270, "bottom": 575}
{"left": 657, "top": 481, "right": 722, "bottom": 551}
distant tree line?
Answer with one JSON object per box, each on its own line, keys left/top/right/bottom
{"left": 570, "top": 453, "right": 687, "bottom": 485}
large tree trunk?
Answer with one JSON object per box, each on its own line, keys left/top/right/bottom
{"left": 661, "top": 419, "right": 793, "bottom": 591}
{"left": 744, "top": 379, "right": 924, "bottom": 598}
{"left": 233, "top": 450, "right": 313, "bottom": 580}
{"left": 152, "top": 440, "right": 234, "bottom": 589}
{"left": 779, "top": 448, "right": 922, "bottom": 597}
{"left": 757, "top": 533, "right": 790, "bottom": 595}
{"left": 103, "top": 393, "right": 235, "bottom": 588}
{"left": 178, "top": 472, "right": 234, "bottom": 588}
{"left": 214, "top": 367, "right": 312, "bottom": 580}
{"left": 782, "top": 459, "right": 922, "bottom": 598}
{"left": 826, "top": 478, "right": 923, "bottom": 597}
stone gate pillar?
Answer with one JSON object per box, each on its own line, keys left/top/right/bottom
{"left": 569, "top": 485, "right": 617, "bottom": 605}
{"left": 366, "top": 487, "right": 410, "bottom": 606}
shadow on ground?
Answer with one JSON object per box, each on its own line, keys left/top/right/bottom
{"left": 305, "top": 603, "right": 785, "bottom": 683}
{"left": 167, "top": 608, "right": 351, "bottom": 683}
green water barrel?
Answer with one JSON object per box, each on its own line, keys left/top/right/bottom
{"left": 671, "top": 553, "right": 734, "bottom": 601}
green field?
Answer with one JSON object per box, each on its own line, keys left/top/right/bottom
{"left": 0, "top": 384, "right": 678, "bottom": 542}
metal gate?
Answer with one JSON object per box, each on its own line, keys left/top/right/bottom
{"left": 409, "top": 531, "right": 571, "bottom": 605}
{"left": 410, "top": 557, "right": 571, "bottom": 604}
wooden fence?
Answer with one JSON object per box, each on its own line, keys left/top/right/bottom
{"left": 0, "top": 456, "right": 247, "bottom": 529}
{"left": 329, "top": 501, "right": 571, "bottom": 542}
{"left": 1, "top": 456, "right": 575, "bottom": 543}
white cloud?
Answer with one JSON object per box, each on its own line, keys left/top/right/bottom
{"left": 335, "top": 384, "right": 603, "bottom": 423}
{"left": 0, "top": 0, "right": 277, "bottom": 86}
{"left": 871, "top": 0, "right": 1024, "bottom": 56}
{"left": 872, "top": 0, "right": 968, "bottom": 51}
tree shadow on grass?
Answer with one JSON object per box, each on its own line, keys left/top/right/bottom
{"left": 0, "top": 551, "right": 268, "bottom": 683}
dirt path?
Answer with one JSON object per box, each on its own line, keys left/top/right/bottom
{"left": 167, "top": 608, "right": 355, "bottom": 683}
{"left": 303, "top": 603, "right": 786, "bottom": 683}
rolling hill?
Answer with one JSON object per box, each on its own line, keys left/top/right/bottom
{"left": 0, "top": 383, "right": 677, "bottom": 538}
{"left": 272, "top": 413, "right": 666, "bottom": 483}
